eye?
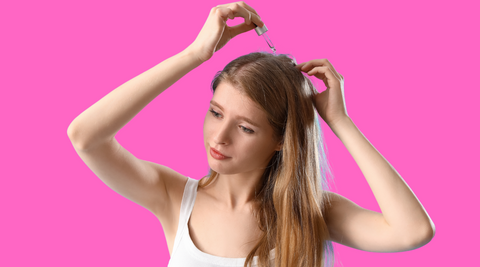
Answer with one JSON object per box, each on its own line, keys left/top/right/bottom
{"left": 240, "top": 126, "right": 254, "bottom": 134}
{"left": 209, "top": 109, "right": 221, "bottom": 118}
{"left": 210, "top": 108, "right": 254, "bottom": 134}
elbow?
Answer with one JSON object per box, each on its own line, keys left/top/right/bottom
{"left": 67, "top": 124, "right": 114, "bottom": 151}
{"left": 422, "top": 218, "right": 436, "bottom": 244}
{"left": 67, "top": 124, "right": 78, "bottom": 143}
{"left": 406, "top": 221, "right": 436, "bottom": 250}
{"left": 67, "top": 124, "right": 81, "bottom": 146}
{"left": 425, "top": 220, "right": 436, "bottom": 244}
{"left": 67, "top": 124, "right": 76, "bottom": 140}
{"left": 67, "top": 124, "right": 90, "bottom": 150}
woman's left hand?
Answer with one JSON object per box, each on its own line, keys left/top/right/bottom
{"left": 295, "top": 59, "right": 349, "bottom": 129}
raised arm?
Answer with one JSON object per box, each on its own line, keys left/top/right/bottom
{"left": 296, "top": 59, "right": 435, "bottom": 252}
{"left": 324, "top": 118, "right": 435, "bottom": 252}
{"left": 67, "top": 48, "right": 202, "bottom": 150}
{"left": 66, "top": 47, "right": 203, "bottom": 224}
{"left": 67, "top": 1, "right": 265, "bottom": 148}
{"left": 67, "top": 2, "right": 266, "bottom": 235}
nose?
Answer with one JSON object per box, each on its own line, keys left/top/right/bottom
{"left": 213, "top": 120, "right": 232, "bottom": 145}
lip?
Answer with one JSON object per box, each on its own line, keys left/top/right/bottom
{"left": 210, "top": 147, "right": 230, "bottom": 160}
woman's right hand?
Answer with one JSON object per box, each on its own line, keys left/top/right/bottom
{"left": 187, "top": 1, "right": 264, "bottom": 63}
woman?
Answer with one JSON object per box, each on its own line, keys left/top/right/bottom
{"left": 67, "top": 2, "right": 435, "bottom": 267}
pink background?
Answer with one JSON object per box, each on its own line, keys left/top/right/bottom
{"left": 1, "top": 0, "right": 478, "bottom": 266}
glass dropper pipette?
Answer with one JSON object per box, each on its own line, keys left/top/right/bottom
{"left": 253, "top": 23, "right": 276, "bottom": 54}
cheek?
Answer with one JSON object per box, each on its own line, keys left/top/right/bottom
{"left": 238, "top": 136, "right": 272, "bottom": 157}
{"left": 203, "top": 115, "right": 214, "bottom": 140}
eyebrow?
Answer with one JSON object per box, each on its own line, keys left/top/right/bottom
{"left": 210, "top": 100, "right": 261, "bottom": 128}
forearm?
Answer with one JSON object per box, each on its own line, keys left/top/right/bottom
{"left": 67, "top": 47, "right": 203, "bottom": 150}
{"left": 331, "top": 117, "right": 435, "bottom": 241}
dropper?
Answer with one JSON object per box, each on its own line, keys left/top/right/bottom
{"left": 253, "top": 23, "right": 276, "bottom": 54}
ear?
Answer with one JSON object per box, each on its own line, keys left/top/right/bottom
{"left": 275, "top": 140, "right": 283, "bottom": 151}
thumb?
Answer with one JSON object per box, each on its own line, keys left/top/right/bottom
{"left": 229, "top": 23, "right": 256, "bottom": 37}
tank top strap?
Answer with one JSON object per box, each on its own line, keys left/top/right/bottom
{"left": 170, "top": 177, "right": 199, "bottom": 257}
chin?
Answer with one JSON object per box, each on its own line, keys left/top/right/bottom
{"left": 207, "top": 158, "right": 237, "bottom": 175}
{"left": 208, "top": 161, "right": 226, "bottom": 174}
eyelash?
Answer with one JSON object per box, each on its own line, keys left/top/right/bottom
{"left": 209, "top": 109, "right": 254, "bottom": 134}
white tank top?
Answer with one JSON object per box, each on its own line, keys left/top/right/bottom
{"left": 167, "top": 177, "right": 276, "bottom": 267}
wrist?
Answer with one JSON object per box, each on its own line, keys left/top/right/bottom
{"left": 328, "top": 116, "right": 352, "bottom": 138}
{"left": 182, "top": 45, "right": 206, "bottom": 66}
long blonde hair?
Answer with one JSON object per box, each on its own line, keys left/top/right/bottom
{"left": 199, "top": 52, "right": 335, "bottom": 267}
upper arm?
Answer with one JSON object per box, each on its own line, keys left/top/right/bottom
{"left": 70, "top": 137, "right": 188, "bottom": 220}
{"left": 323, "top": 192, "right": 431, "bottom": 252}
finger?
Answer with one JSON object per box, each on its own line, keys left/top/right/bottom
{"left": 296, "top": 59, "right": 340, "bottom": 81}
{"left": 249, "top": 12, "right": 264, "bottom": 28}
{"left": 241, "top": 10, "right": 254, "bottom": 26}
{"left": 230, "top": 22, "right": 256, "bottom": 37}
{"left": 215, "top": 3, "right": 249, "bottom": 21}
{"left": 237, "top": 1, "right": 264, "bottom": 26}
{"left": 215, "top": 7, "right": 235, "bottom": 22}
{"left": 306, "top": 59, "right": 341, "bottom": 80}
{"left": 217, "top": 1, "right": 260, "bottom": 17}
{"left": 233, "top": 4, "right": 263, "bottom": 27}
{"left": 307, "top": 66, "right": 340, "bottom": 88}
{"left": 295, "top": 62, "right": 308, "bottom": 69}
{"left": 216, "top": 3, "right": 264, "bottom": 27}
{"left": 297, "top": 62, "right": 316, "bottom": 73}
{"left": 238, "top": 1, "right": 260, "bottom": 16}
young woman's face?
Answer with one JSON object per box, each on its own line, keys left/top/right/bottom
{"left": 203, "top": 82, "right": 282, "bottom": 175}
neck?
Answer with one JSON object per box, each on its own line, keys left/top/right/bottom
{"left": 207, "top": 170, "right": 264, "bottom": 211}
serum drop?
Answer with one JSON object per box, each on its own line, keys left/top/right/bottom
{"left": 254, "top": 23, "right": 276, "bottom": 54}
